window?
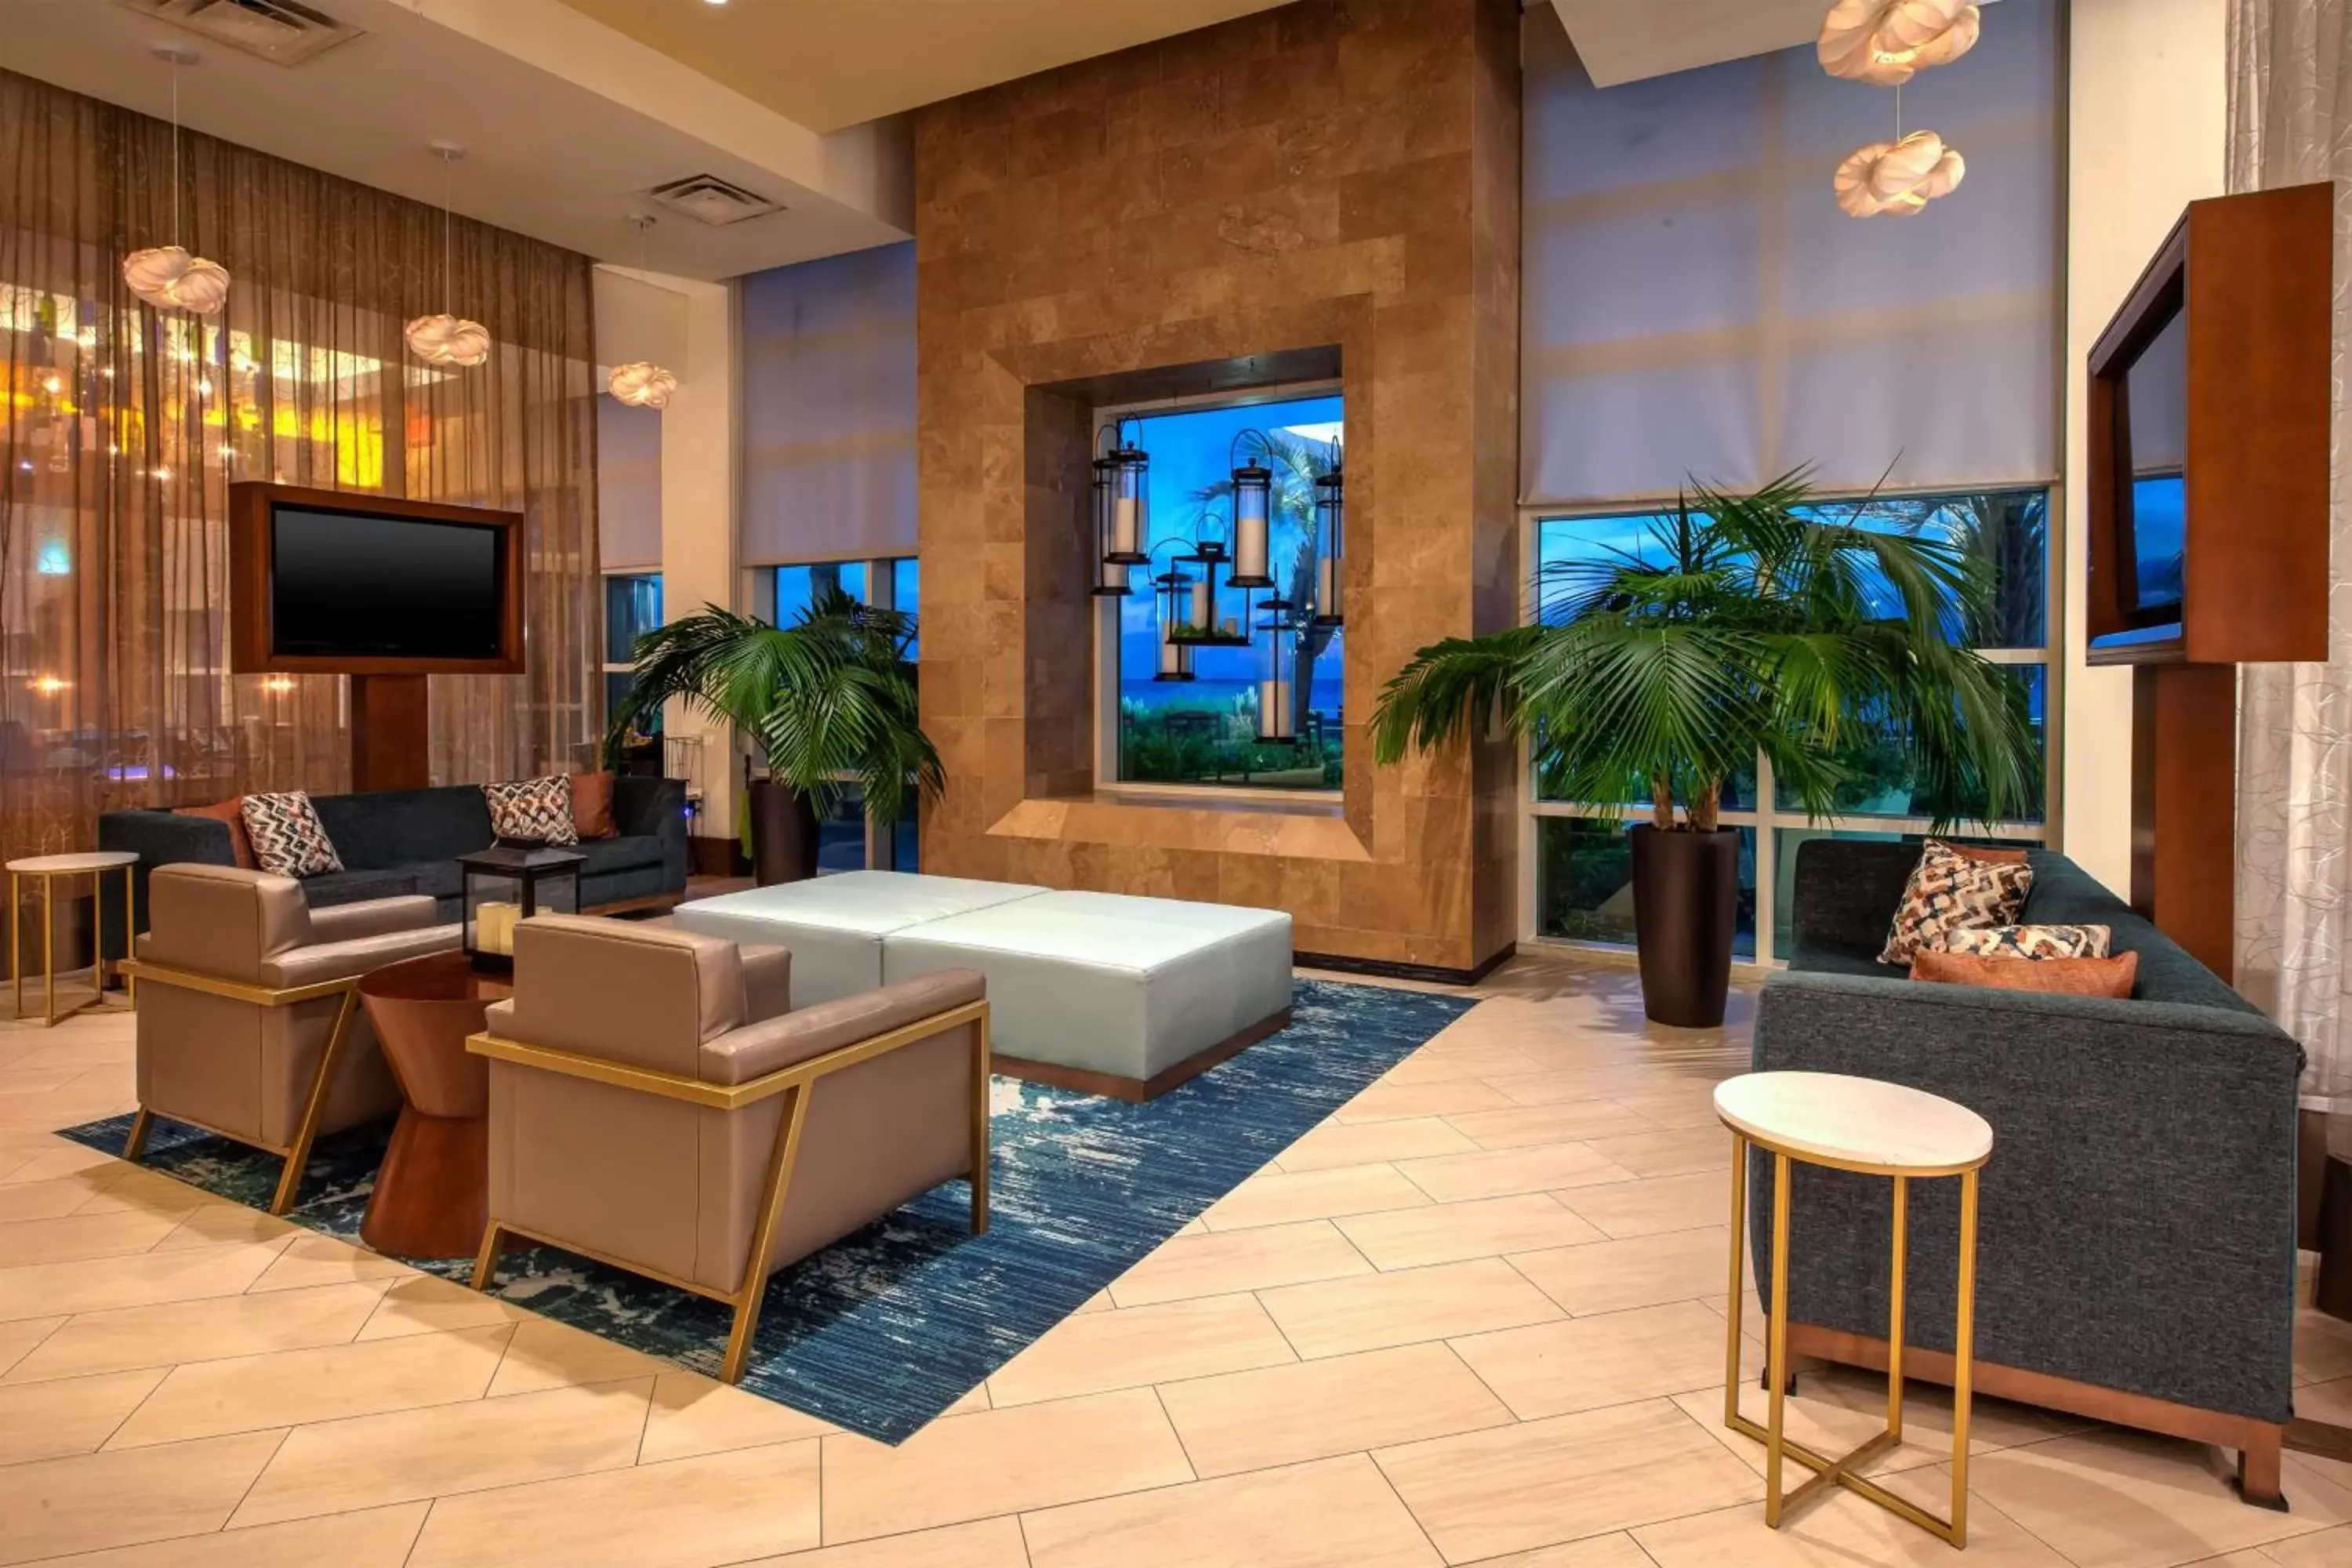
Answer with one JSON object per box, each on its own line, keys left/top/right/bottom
{"left": 602, "top": 572, "right": 662, "bottom": 750}
{"left": 1526, "top": 488, "right": 2053, "bottom": 965}
{"left": 752, "top": 556, "right": 920, "bottom": 870}
{"left": 1098, "top": 390, "right": 1345, "bottom": 792}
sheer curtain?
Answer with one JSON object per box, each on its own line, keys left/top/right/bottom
{"left": 2228, "top": 1, "right": 2352, "bottom": 1113}
{"left": 0, "top": 69, "right": 601, "bottom": 873}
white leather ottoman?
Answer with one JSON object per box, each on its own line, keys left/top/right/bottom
{"left": 880, "top": 890, "right": 1294, "bottom": 1098}
{"left": 669, "top": 871, "right": 1046, "bottom": 1007}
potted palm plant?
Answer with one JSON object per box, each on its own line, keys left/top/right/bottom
{"left": 1370, "top": 472, "right": 2042, "bottom": 1026}
{"left": 604, "top": 587, "right": 941, "bottom": 885}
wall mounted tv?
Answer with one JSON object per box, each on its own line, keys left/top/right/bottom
{"left": 2085, "top": 183, "right": 2332, "bottom": 666}
{"left": 229, "top": 483, "right": 526, "bottom": 675}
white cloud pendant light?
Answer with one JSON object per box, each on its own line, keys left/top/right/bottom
{"left": 1820, "top": 0, "right": 1981, "bottom": 86}
{"left": 125, "top": 47, "right": 229, "bottom": 318}
{"left": 608, "top": 361, "right": 677, "bottom": 408}
{"left": 409, "top": 143, "right": 488, "bottom": 368}
{"left": 1834, "top": 129, "right": 1966, "bottom": 217}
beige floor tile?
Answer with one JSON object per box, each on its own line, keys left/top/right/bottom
{"left": 71, "top": 1167, "right": 212, "bottom": 1216}
{"left": 1456, "top": 1534, "right": 1657, "bottom": 1568}
{"left": 405, "top": 1439, "right": 822, "bottom": 1568}
{"left": 0, "top": 1501, "right": 429, "bottom": 1568}
{"left": 243, "top": 1232, "right": 416, "bottom": 1293}
{"left": 0, "top": 1313, "right": 63, "bottom": 1376}
{"left": 1158, "top": 1340, "right": 1512, "bottom": 1477}
{"left": 0, "top": 1365, "right": 165, "bottom": 1463}
{"left": 2264, "top": 1523, "right": 2352, "bottom": 1566}
{"left": 1383, "top": 1044, "right": 1552, "bottom": 1086}
{"left": 820, "top": 1386, "right": 1193, "bottom": 1543}
{"left": 1583, "top": 1125, "right": 1737, "bottom": 1179}
{"left": 1277, "top": 1116, "right": 1481, "bottom": 1172}
{"left": 1556, "top": 1171, "right": 1731, "bottom": 1239}
{"left": 106, "top": 1321, "right": 514, "bottom": 1447}
{"left": 0, "top": 1174, "right": 125, "bottom": 1223}
{"left": 1022, "top": 1452, "right": 1442, "bottom": 1568}
{"left": 1336, "top": 1078, "right": 1519, "bottom": 1124}
{"left": 732, "top": 1516, "right": 1029, "bottom": 1568}
{"left": 1606, "top": 1087, "right": 1726, "bottom": 1131}
{"left": 0, "top": 1139, "right": 124, "bottom": 1186}
{"left": 2295, "top": 1308, "right": 2352, "bottom": 1386}
{"left": 1963, "top": 1429, "right": 2352, "bottom": 1568}
{"left": 1667, "top": 1363, "right": 2084, "bottom": 1482}
{"left": 1452, "top": 1300, "right": 1736, "bottom": 1419}
{"left": 150, "top": 1203, "right": 301, "bottom": 1252}
{"left": 941, "top": 1382, "right": 990, "bottom": 1414}
{"left": 1200, "top": 1163, "right": 1432, "bottom": 1232}
{"left": 1444, "top": 1099, "right": 1659, "bottom": 1150}
{"left": 1478, "top": 1067, "right": 1660, "bottom": 1108}
{"left": 2, "top": 1281, "right": 389, "bottom": 1385}
{"left": 1109, "top": 1219, "right": 1373, "bottom": 1307}
{"left": 0, "top": 1239, "right": 288, "bottom": 1323}
{"left": 1258, "top": 1257, "right": 1563, "bottom": 1359}
{"left": 640, "top": 1369, "right": 837, "bottom": 1462}
{"left": 353, "top": 1272, "right": 532, "bottom": 1341}
{"left": 0, "top": 1207, "right": 195, "bottom": 1264}
{"left": 1396, "top": 1143, "right": 1637, "bottom": 1203}
{"left": 230, "top": 1374, "right": 655, "bottom": 1526}
{"left": 1508, "top": 1227, "right": 1732, "bottom": 1317}
{"left": 988, "top": 1292, "right": 1295, "bottom": 1406}
{"left": 1632, "top": 1463, "right": 2067, "bottom": 1566}
{"left": 485, "top": 1314, "right": 669, "bottom": 1395}
{"left": 1374, "top": 1397, "right": 1762, "bottom": 1562}
{"left": 1337, "top": 1193, "right": 1605, "bottom": 1272}
{"left": 0, "top": 1428, "right": 286, "bottom": 1566}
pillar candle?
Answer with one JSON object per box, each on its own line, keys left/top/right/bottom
{"left": 1258, "top": 674, "right": 1294, "bottom": 739}
{"left": 1112, "top": 495, "right": 1138, "bottom": 557}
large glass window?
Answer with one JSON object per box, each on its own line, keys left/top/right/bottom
{"left": 1526, "top": 488, "right": 2052, "bottom": 965}
{"left": 1102, "top": 391, "right": 1345, "bottom": 791}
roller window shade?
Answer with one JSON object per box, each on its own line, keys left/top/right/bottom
{"left": 1521, "top": 0, "right": 2062, "bottom": 506}
{"left": 740, "top": 241, "right": 917, "bottom": 564}
{"left": 597, "top": 398, "right": 662, "bottom": 571}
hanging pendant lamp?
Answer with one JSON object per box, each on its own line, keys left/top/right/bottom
{"left": 1819, "top": 0, "right": 1980, "bottom": 87}
{"left": 608, "top": 214, "right": 680, "bottom": 408}
{"left": 407, "top": 143, "right": 490, "bottom": 367}
{"left": 123, "top": 45, "right": 230, "bottom": 318}
{"left": 1835, "top": 128, "right": 1965, "bottom": 216}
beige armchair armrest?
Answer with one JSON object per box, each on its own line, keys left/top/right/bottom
{"left": 306, "top": 895, "right": 440, "bottom": 945}
{"left": 702, "top": 969, "right": 985, "bottom": 1085}
{"left": 260, "top": 924, "right": 462, "bottom": 989}
{"left": 739, "top": 945, "right": 793, "bottom": 1025}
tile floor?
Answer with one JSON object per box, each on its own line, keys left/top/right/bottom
{"left": 3, "top": 955, "right": 2350, "bottom": 1567}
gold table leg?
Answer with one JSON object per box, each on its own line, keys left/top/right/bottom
{"left": 9, "top": 870, "right": 19, "bottom": 1019}
{"left": 41, "top": 873, "right": 54, "bottom": 1027}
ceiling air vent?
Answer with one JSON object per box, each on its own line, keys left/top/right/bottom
{"left": 648, "top": 175, "right": 785, "bottom": 227}
{"left": 116, "top": 0, "right": 363, "bottom": 68}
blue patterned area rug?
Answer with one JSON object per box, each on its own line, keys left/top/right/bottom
{"left": 58, "top": 978, "right": 1473, "bottom": 1443}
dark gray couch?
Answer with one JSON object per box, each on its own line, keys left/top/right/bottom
{"left": 1753, "top": 839, "right": 2304, "bottom": 1503}
{"left": 98, "top": 777, "right": 688, "bottom": 950}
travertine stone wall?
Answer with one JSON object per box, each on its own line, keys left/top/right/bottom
{"left": 914, "top": 0, "right": 1522, "bottom": 973}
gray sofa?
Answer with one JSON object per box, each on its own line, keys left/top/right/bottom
{"left": 1753, "top": 839, "right": 2304, "bottom": 1504}
{"left": 98, "top": 777, "right": 688, "bottom": 953}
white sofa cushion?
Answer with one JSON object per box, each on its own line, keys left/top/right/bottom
{"left": 670, "top": 871, "right": 1046, "bottom": 1007}
{"left": 881, "top": 890, "right": 1294, "bottom": 1083}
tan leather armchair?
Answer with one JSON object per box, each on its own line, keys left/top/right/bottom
{"left": 465, "top": 914, "right": 990, "bottom": 1382}
{"left": 120, "top": 863, "right": 459, "bottom": 1213}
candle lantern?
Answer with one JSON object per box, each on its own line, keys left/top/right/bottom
{"left": 1153, "top": 569, "right": 1196, "bottom": 682}
{"left": 1256, "top": 597, "right": 1301, "bottom": 744}
{"left": 1170, "top": 512, "right": 1252, "bottom": 648}
{"left": 1105, "top": 434, "right": 1149, "bottom": 564}
{"left": 1091, "top": 456, "right": 1132, "bottom": 594}
{"left": 459, "top": 844, "right": 585, "bottom": 975}
{"left": 1312, "top": 466, "right": 1345, "bottom": 626}
{"left": 1229, "top": 455, "right": 1274, "bottom": 588}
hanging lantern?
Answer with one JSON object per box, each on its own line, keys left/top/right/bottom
{"left": 123, "top": 48, "right": 231, "bottom": 319}
{"left": 608, "top": 361, "right": 678, "bottom": 408}
{"left": 1834, "top": 130, "right": 1965, "bottom": 218}
{"left": 1229, "top": 450, "right": 1274, "bottom": 589}
{"left": 1819, "top": 0, "right": 1980, "bottom": 87}
{"left": 1312, "top": 466, "right": 1345, "bottom": 627}
{"left": 1091, "top": 456, "right": 1132, "bottom": 594}
{"left": 1171, "top": 514, "right": 1250, "bottom": 646}
{"left": 410, "top": 143, "right": 489, "bottom": 368}
{"left": 1105, "top": 430, "right": 1150, "bottom": 564}
{"left": 1152, "top": 569, "right": 1196, "bottom": 682}
{"left": 1256, "top": 598, "right": 1300, "bottom": 745}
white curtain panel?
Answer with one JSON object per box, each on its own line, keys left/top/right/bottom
{"left": 1519, "top": 0, "right": 2063, "bottom": 506}
{"left": 739, "top": 241, "right": 918, "bottom": 565}
{"left": 2230, "top": 0, "right": 2352, "bottom": 1112}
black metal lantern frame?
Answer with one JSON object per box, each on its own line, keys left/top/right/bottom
{"left": 1151, "top": 565, "right": 1196, "bottom": 682}
{"left": 1228, "top": 433, "right": 1275, "bottom": 590}
{"left": 1166, "top": 510, "right": 1254, "bottom": 648}
{"left": 1090, "top": 454, "right": 1132, "bottom": 596}
{"left": 1096, "top": 419, "right": 1150, "bottom": 568}
{"left": 459, "top": 844, "right": 586, "bottom": 975}
{"left": 1255, "top": 596, "right": 1304, "bottom": 745}
{"left": 1312, "top": 464, "right": 1345, "bottom": 628}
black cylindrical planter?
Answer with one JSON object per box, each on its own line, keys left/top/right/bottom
{"left": 748, "top": 780, "right": 821, "bottom": 887}
{"left": 1629, "top": 824, "right": 1740, "bottom": 1028}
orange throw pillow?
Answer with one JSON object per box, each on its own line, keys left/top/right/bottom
{"left": 1911, "top": 948, "right": 2138, "bottom": 999}
{"left": 1942, "top": 840, "right": 2031, "bottom": 865}
{"left": 175, "top": 797, "right": 256, "bottom": 869}
{"left": 568, "top": 770, "right": 619, "bottom": 840}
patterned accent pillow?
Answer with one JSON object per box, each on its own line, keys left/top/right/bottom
{"left": 1937, "top": 924, "right": 2112, "bottom": 960}
{"left": 239, "top": 791, "right": 344, "bottom": 878}
{"left": 1877, "top": 840, "right": 2034, "bottom": 965}
{"left": 482, "top": 775, "right": 579, "bottom": 846}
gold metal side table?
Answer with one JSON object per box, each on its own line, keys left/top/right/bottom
{"left": 1715, "top": 1069, "right": 1994, "bottom": 1548}
{"left": 7, "top": 851, "right": 139, "bottom": 1028}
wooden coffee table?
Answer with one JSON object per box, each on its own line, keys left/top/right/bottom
{"left": 358, "top": 951, "right": 510, "bottom": 1258}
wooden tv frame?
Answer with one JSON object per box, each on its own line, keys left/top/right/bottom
{"left": 228, "top": 482, "right": 527, "bottom": 793}
{"left": 2085, "top": 183, "right": 2331, "bottom": 668}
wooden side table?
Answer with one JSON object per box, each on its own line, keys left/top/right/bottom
{"left": 1715, "top": 1069, "right": 1994, "bottom": 1549}
{"left": 358, "top": 951, "right": 510, "bottom": 1258}
{"left": 8, "top": 851, "right": 138, "bottom": 1028}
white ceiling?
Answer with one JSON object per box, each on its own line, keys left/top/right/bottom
{"left": 1545, "top": 0, "right": 1834, "bottom": 88}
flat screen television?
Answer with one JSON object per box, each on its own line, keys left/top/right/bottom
{"left": 229, "top": 483, "right": 525, "bottom": 675}
{"left": 2092, "top": 303, "right": 2188, "bottom": 655}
